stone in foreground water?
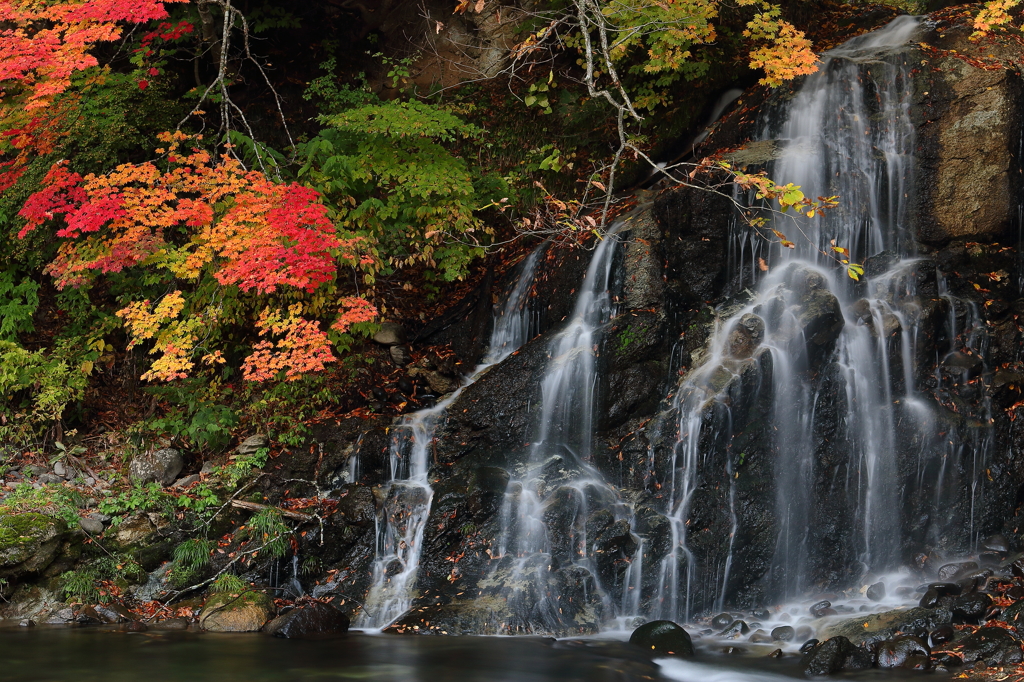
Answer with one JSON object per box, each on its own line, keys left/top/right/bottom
{"left": 629, "top": 620, "right": 694, "bottom": 657}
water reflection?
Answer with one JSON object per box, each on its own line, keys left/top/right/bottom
{"left": 0, "top": 629, "right": 659, "bottom": 682}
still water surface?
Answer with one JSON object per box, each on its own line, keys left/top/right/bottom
{"left": 0, "top": 628, "right": 939, "bottom": 682}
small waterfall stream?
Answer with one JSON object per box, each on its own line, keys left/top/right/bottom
{"left": 358, "top": 247, "right": 544, "bottom": 628}
{"left": 490, "top": 222, "right": 640, "bottom": 633}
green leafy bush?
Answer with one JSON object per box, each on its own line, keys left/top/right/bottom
{"left": 0, "top": 341, "right": 89, "bottom": 448}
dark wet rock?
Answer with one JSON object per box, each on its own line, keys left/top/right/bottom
{"left": 749, "top": 629, "right": 773, "bottom": 643}
{"left": 791, "top": 271, "right": 844, "bottom": 365}
{"left": 863, "top": 251, "right": 900, "bottom": 278}
{"left": 151, "top": 618, "right": 189, "bottom": 630}
{"left": 938, "top": 562, "right": 977, "bottom": 581}
{"left": 373, "top": 322, "right": 406, "bottom": 346}
{"left": 928, "top": 582, "right": 961, "bottom": 596}
{"left": 719, "top": 620, "right": 750, "bottom": 638}
{"left": 903, "top": 654, "right": 931, "bottom": 670}
{"left": 129, "top": 448, "right": 183, "bottom": 486}
{"left": 951, "top": 592, "right": 993, "bottom": 623}
{"left": 711, "top": 613, "right": 734, "bottom": 629}
{"left": 933, "top": 652, "right": 963, "bottom": 667}
{"left": 768, "top": 649, "right": 783, "bottom": 658}
{"left": 799, "top": 639, "right": 819, "bottom": 654}
{"left": 800, "top": 636, "right": 871, "bottom": 676}
{"left": 931, "top": 625, "right": 955, "bottom": 646}
{"left": 956, "top": 568, "right": 993, "bottom": 593}
{"left": 750, "top": 608, "right": 770, "bottom": 620}
{"left": 772, "top": 626, "right": 795, "bottom": 642}
{"left": 810, "top": 600, "right": 832, "bottom": 617}
{"left": 958, "top": 627, "right": 1023, "bottom": 665}
{"left": 866, "top": 582, "right": 886, "bottom": 601}
{"left": 979, "top": 551, "right": 1002, "bottom": 567}
{"left": 727, "top": 314, "right": 765, "bottom": 359}
{"left": 824, "top": 606, "right": 953, "bottom": 645}
{"left": 877, "top": 635, "right": 930, "bottom": 669}
{"left": 629, "top": 620, "right": 694, "bottom": 657}
{"left": 263, "top": 602, "right": 350, "bottom": 638}
{"left": 93, "top": 603, "right": 133, "bottom": 624}
{"left": 983, "top": 533, "right": 1010, "bottom": 553}
{"left": 920, "top": 588, "right": 941, "bottom": 608}
{"left": 18, "top": 619, "right": 34, "bottom": 627}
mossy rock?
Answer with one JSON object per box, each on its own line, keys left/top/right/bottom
{"left": 0, "top": 513, "right": 68, "bottom": 579}
{"left": 629, "top": 620, "right": 695, "bottom": 657}
{"left": 199, "top": 590, "right": 274, "bottom": 632}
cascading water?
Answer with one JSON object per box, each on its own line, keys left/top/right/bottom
{"left": 647, "top": 16, "right": 954, "bottom": 618}
{"left": 489, "top": 222, "right": 640, "bottom": 633}
{"left": 358, "top": 247, "right": 544, "bottom": 628}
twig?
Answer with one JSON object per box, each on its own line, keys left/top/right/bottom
{"left": 230, "top": 499, "right": 313, "bottom": 522}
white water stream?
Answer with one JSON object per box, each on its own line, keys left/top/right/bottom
{"left": 358, "top": 247, "right": 544, "bottom": 628}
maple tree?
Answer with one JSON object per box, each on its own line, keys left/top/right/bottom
{"left": 0, "top": 0, "right": 188, "bottom": 110}
{"left": 19, "top": 131, "right": 379, "bottom": 382}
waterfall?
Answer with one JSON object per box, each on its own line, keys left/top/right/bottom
{"left": 649, "top": 16, "right": 938, "bottom": 617}
{"left": 489, "top": 223, "right": 641, "bottom": 633}
{"left": 358, "top": 247, "right": 544, "bottom": 628}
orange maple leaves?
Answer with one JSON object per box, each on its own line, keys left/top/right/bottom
{"left": 741, "top": 5, "right": 818, "bottom": 86}
{"left": 0, "top": 0, "right": 188, "bottom": 109}
{"left": 241, "top": 305, "right": 337, "bottom": 382}
{"left": 21, "top": 132, "right": 379, "bottom": 382}
{"left": 973, "top": 0, "right": 1022, "bottom": 36}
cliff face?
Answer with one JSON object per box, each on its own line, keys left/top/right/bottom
{"left": 270, "top": 19, "right": 1024, "bottom": 635}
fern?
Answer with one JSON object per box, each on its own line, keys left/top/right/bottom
{"left": 242, "top": 508, "right": 289, "bottom": 558}
{"left": 210, "top": 573, "right": 247, "bottom": 594}
{"left": 173, "top": 538, "right": 214, "bottom": 572}
{"left": 60, "top": 569, "right": 101, "bottom": 604}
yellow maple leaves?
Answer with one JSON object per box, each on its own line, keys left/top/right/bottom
{"left": 117, "top": 291, "right": 221, "bottom": 381}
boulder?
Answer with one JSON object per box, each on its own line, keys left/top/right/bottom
{"left": 866, "top": 582, "right": 886, "bottom": 601}
{"left": 800, "top": 636, "right": 872, "bottom": 676}
{"left": 958, "top": 627, "right": 1023, "bottom": 666}
{"left": 950, "top": 592, "right": 992, "bottom": 623}
{"left": 772, "top": 625, "right": 795, "bottom": 642}
{"left": 373, "top": 322, "right": 407, "bottom": 346}
{"left": 236, "top": 435, "right": 268, "bottom": 456}
{"left": 200, "top": 591, "right": 274, "bottom": 633}
{"left": 78, "top": 516, "right": 104, "bottom": 535}
{"left": 263, "top": 602, "right": 350, "bottom": 638}
{"left": 129, "top": 448, "right": 183, "bottom": 486}
{"left": 0, "top": 513, "right": 67, "bottom": 580}
{"left": 727, "top": 314, "right": 765, "bottom": 359}
{"left": 629, "top": 620, "right": 695, "bottom": 657}
{"left": 390, "top": 345, "right": 413, "bottom": 366}
{"left": 877, "top": 635, "right": 930, "bottom": 668}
